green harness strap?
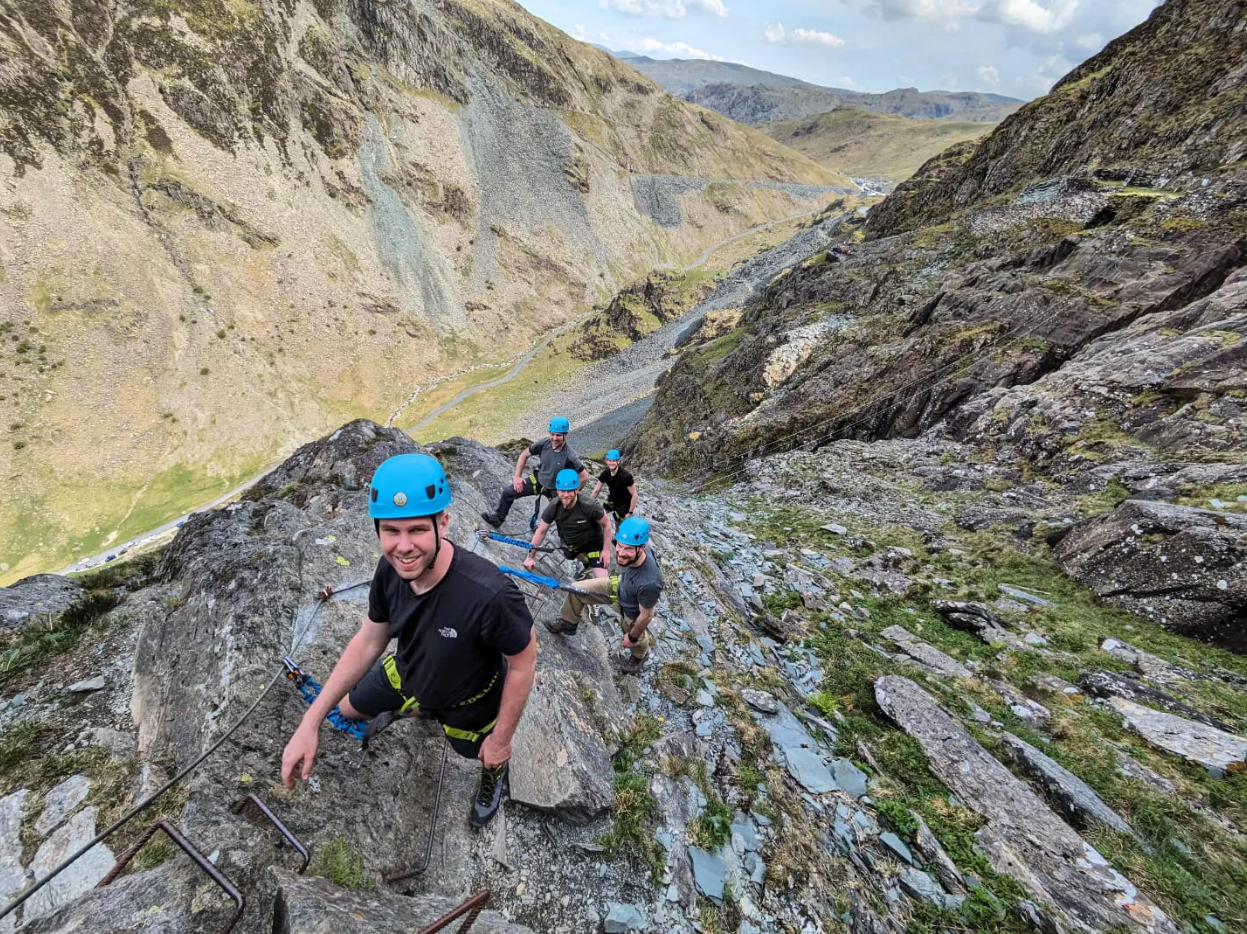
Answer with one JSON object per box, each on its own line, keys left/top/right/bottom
{"left": 382, "top": 655, "right": 500, "bottom": 742}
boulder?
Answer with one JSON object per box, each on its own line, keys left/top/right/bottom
{"left": 0, "top": 575, "right": 83, "bottom": 633}
{"left": 998, "top": 733, "right": 1134, "bottom": 836}
{"left": 1079, "top": 670, "right": 1233, "bottom": 732}
{"left": 1097, "top": 638, "right": 1199, "bottom": 685}
{"left": 1106, "top": 697, "right": 1247, "bottom": 774}
{"left": 934, "top": 600, "right": 1025, "bottom": 648}
{"left": 268, "top": 867, "right": 535, "bottom": 933}
{"left": 1054, "top": 501, "right": 1247, "bottom": 653}
{"left": 875, "top": 676, "right": 1178, "bottom": 934}
{"left": 33, "top": 776, "right": 90, "bottom": 836}
{"left": 509, "top": 669, "right": 616, "bottom": 822}
{"left": 15, "top": 864, "right": 204, "bottom": 934}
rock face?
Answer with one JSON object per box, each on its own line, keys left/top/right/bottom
{"left": 998, "top": 733, "right": 1134, "bottom": 836}
{"left": 269, "top": 868, "right": 535, "bottom": 933}
{"left": 875, "top": 676, "right": 1178, "bottom": 934}
{"left": 15, "top": 865, "right": 202, "bottom": 934}
{"left": 0, "top": 576, "right": 82, "bottom": 632}
{"left": 508, "top": 669, "right": 617, "bottom": 822}
{"left": 1107, "top": 697, "right": 1247, "bottom": 774}
{"left": 24, "top": 808, "right": 115, "bottom": 922}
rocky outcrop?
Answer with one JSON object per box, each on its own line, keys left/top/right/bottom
{"left": 879, "top": 626, "right": 972, "bottom": 678}
{"left": 269, "top": 867, "right": 535, "bottom": 933}
{"left": 0, "top": 576, "right": 82, "bottom": 633}
{"left": 1106, "top": 697, "right": 1247, "bottom": 775}
{"left": 1080, "top": 669, "right": 1235, "bottom": 732}
{"left": 1054, "top": 501, "right": 1247, "bottom": 652}
{"left": 15, "top": 865, "right": 203, "bottom": 934}
{"left": 865, "top": 0, "right": 1247, "bottom": 237}
{"left": 998, "top": 733, "right": 1134, "bottom": 836}
{"left": 875, "top": 676, "right": 1178, "bottom": 934}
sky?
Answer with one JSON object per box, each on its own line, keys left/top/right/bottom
{"left": 513, "top": 0, "right": 1165, "bottom": 99}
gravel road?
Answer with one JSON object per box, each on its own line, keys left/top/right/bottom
{"left": 516, "top": 209, "right": 849, "bottom": 451}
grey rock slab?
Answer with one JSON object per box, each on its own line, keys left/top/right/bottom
{"left": 1080, "top": 670, "right": 1232, "bottom": 732}
{"left": 63, "top": 677, "right": 105, "bottom": 694}
{"left": 989, "top": 680, "right": 1051, "bottom": 728}
{"left": 879, "top": 626, "right": 971, "bottom": 678}
{"left": 15, "top": 864, "right": 201, "bottom": 934}
{"left": 913, "top": 813, "right": 966, "bottom": 894}
{"left": 1098, "top": 638, "right": 1198, "bottom": 685}
{"left": 879, "top": 832, "right": 913, "bottom": 865}
{"left": 999, "top": 733, "right": 1134, "bottom": 836}
{"left": 740, "top": 688, "right": 779, "bottom": 714}
{"left": 821, "top": 523, "right": 849, "bottom": 535}
{"left": 730, "top": 821, "right": 760, "bottom": 852}
{"left": 997, "top": 584, "right": 1054, "bottom": 607}
{"left": 604, "top": 902, "right": 649, "bottom": 933}
{"left": 784, "top": 746, "right": 835, "bottom": 794}
{"left": 25, "top": 807, "right": 115, "bottom": 922}
{"left": 875, "top": 675, "right": 1178, "bottom": 934}
{"left": 0, "top": 790, "right": 27, "bottom": 934}
{"left": 831, "top": 758, "right": 869, "bottom": 800}
{"left": 651, "top": 730, "right": 697, "bottom": 760}
{"left": 266, "top": 866, "right": 535, "bottom": 933}
{"left": 510, "top": 669, "right": 616, "bottom": 822}
{"left": 688, "top": 846, "right": 726, "bottom": 903}
{"left": 1107, "top": 697, "right": 1247, "bottom": 774}
{"left": 33, "top": 775, "right": 90, "bottom": 836}
{"left": 897, "top": 866, "right": 945, "bottom": 905}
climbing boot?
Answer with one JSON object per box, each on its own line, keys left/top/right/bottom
{"left": 470, "top": 762, "right": 508, "bottom": 828}
{"left": 614, "top": 654, "right": 646, "bottom": 674}
{"left": 480, "top": 511, "right": 503, "bottom": 529}
{"left": 543, "top": 618, "right": 579, "bottom": 636}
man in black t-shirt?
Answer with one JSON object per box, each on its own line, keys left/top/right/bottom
{"left": 281, "top": 453, "right": 536, "bottom": 829}
{"left": 480, "top": 416, "right": 589, "bottom": 529}
{"left": 524, "top": 470, "right": 614, "bottom": 629}
{"left": 590, "top": 449, "right": 637, "bottom": 526}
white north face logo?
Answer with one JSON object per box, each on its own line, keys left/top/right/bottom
{"left": 439, "top": 627, "right": 458, "bottom": 639}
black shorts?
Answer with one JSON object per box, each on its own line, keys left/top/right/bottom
{"left": 348, "top": 656, "right": 506, "bottom": 759}
{"left": 563, "top": 548, "right": 604, "bottom": 571}
{"left": 604, "top": 503, "right": 627, "bottom": 525}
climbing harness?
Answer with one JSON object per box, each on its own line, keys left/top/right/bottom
{"left": 282, "top": 656, "right": 368, "bottom": 741}
{"left": 475, "top": 529, "right": 557, "bottom": 553}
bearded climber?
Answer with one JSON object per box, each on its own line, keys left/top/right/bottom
{"left": 281, "top": 453, "right": 537, "bottom": 828}
{"left": 480, "top": 416, "right": 588, "bottom": 529}
{"left": 590, "top": 448, "right": 638, "bottom": 527}
{"left": 547, "top": 517, "right": 662, "bottom": 670}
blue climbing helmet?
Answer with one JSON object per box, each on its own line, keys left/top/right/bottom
{"left": 606, "top": 449, "right": 621, "bottom": 461}
{"left": 617, "top": 516, "right": 650, "bottom": 546}
{"left": 555, "top": 468, "right": 580, "bottom": 491}
{"left": 369, "top": 453, "right": 452, "bottom": 518}
{"left": 548, "top": 416, "right": 570, "bottom": 433}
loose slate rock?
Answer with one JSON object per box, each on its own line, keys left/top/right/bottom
{"left": 1098, "top": 638, "right": 1198, "bottom": 685}
{"left": 832, "top": 758, "right": 869, "bottom": 800}
{"left": 740, "top": 688, "right": 779, "bottom": 714}
{"left": 689, "top": 846, "right": 727, "bottom": 903}
{"left": 34, "top": 775, "right": 90, "bottom": 836}
{"left": 880, "top": 626, "right": 971, "bottom": 678}
{"left": 1079, "top": 670, "right": 1232, "bottom": 732}
{"left": 1107, "top": 697, "right": 1247, "bottom": 774}
{"left": 604, "top": 902, "right": 649, "bottom": 933}
{"left": 998, "top": 734, "right": 1133, "bottom": 836}
{"left": 64, "top": 677, "right": 106, "bottom": 694}
{"left": 875, "top": 676, "right": 1178, "bottom": 934}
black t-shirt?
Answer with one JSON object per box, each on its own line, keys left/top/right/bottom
{"left": 528, "top": 438, "right": 583, "bottom": 490}
{"left": 597, "top": 467, "right": 635, "bottom": 511}
{"left": 541, "top": 495, "right": 606, "bottom": 554}
{"left": 618, "top": 550, "right": 663, "bottom": 619}
{"left": 367, "top": 545, "right": 533, "bottom": 711}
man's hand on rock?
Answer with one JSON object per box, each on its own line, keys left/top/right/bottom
{"left": 479, "top": 732, "right": 511, "bottom": 769}
{"left": 523, "top": 555, "right": 536, "bottom": 571}
{"left": 281, "top": 725, "right": 319, "bottom": 789}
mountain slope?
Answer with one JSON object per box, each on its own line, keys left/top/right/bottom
{"left": 627, "top": 0, "right": 1247, "bottom": 493}
{"left": 866, "top": 0, "right": 1247, "bottom": 237}
{"left": 0, "top": 0, "right": 844, "bottom": 584}
{"left": 616, "top": 55, "right": 1022, "bottom": 124}
{"left": 763, "top": 107, "right": 998, "bottom": 181}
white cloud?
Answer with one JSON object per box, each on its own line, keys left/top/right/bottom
{"left": 688, "top": 0, "right": 728, "bottom": 15}
{"left": 897, "top": 73, "right": 916, "bottom": 84}
{"left": 618, "top": 36, "right": 713, "bottom": 58}
{"left": 941, "top": 71, "right": 960, "bottom": 89}
{"left": 600, "top": 0, "right": 686, "bottom": 19}
{"left": 838, "top": 76, "right": 856, "bottom": 87}
{"left": 976, "top": 64, "right": 1000, "bottom": 88}
{"left": 1073, "top": 31, "right": 1103, "bottom": 50}
{"left": 861, "top": 0, "right": 1077, "bottom": 34}
{"left": 764, "top": 22, "right": 847, "bottom": 47}
{"left": 573, "top": 23, "right": 587, "bottom": 39}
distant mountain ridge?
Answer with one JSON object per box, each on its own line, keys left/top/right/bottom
{"left": 610, "top": 53, "right": 1022, "bottom": 124}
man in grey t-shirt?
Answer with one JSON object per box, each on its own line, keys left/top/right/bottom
{"left": 556, "top": 517, "right": 662, "bottom": 669}
{"left": 481, "top": 416, "right": 589, "bottom": 529}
